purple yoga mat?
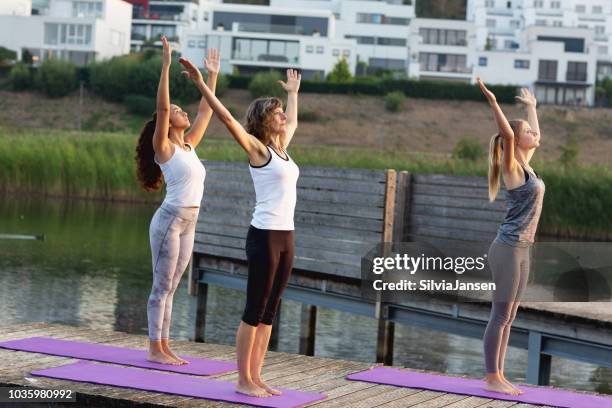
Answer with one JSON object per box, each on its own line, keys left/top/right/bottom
{"left": 347, "top": 366, "right": 612, "bottom": 408}
{"left": 32, "top": 360, "right": 326, "bottom": 408}
{"left": 0, "top": 337, "right": 236, "bottom": 376}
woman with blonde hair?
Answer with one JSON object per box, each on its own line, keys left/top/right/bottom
{"left": 478, "top": 78, "right": 545, "bottom": 395}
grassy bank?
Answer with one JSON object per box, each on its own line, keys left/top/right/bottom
{"left": 1, "top": 127, "right": 611, "bottom": 239}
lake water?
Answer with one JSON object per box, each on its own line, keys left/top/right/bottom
{"left": 0, "top": 196, "right": 609, "bottom": 395}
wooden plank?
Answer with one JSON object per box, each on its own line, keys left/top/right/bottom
{"left": 413, "top": 174, "right": 490, "bottom": 188}
{"left": 393, "top": 171, "right": 411, "bottom": 243}
{"left": 410, "top": 214, "right": 500, "bottom": 234}
{"left": 410, "top": 393, "right": 471, "bottom": 407}
{"left": 409, "top": 225, "right": 497, "bottom": 243}
{"left": 411, "top": 204, "right": 505, "bottom": 222}
{"left": 413, "top": 183, "right": 502, "bottom": 200}
{"left": 411, "top": 194, "right": 506, "bottom": 212}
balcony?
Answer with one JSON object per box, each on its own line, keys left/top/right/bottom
{"left": 235, "top": 22, "right": 310, "bottom": 36}
{"left": 420, "top": 64, "right": 472, "bottom": 74}
{"left": 232, "top": 51, "right": 299, "bottom": 64}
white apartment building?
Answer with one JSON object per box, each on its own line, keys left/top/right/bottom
{"left": 474, "top": 26, "right": 597, "bottom": 105}
{"left": 129, "top": 0, "right": 200, "bottom": 52}
{"left": 0, "top": 0, "right": 131, "bottom": 65}
{"left": 182, "top": 2, "right": 356, "bottom": 79}
{"left": 408, "top": 18, "right": 477, "bottom": 82}
{"left": 468, "top": 0, "right": 612, "bottom": 78}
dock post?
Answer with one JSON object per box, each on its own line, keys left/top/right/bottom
{"left": 376, "top": 302, "right": 395, "bottom": 365}
{"left": 299, "top": 304, "right": 317, "bottom": 356}
{"left": 194, "top": 281, "right": 208, "bottom": 343}
{"left": 527, "top": 331, "right": 551, "bottom": 385}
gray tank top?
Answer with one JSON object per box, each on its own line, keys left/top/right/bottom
{"left": 495, "top": 165, "right": 545, "bottom": 247}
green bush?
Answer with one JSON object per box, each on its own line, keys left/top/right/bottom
{"left": 89, "top": 56, "right": 139, "bottom": 102}
{"left": 0, "top": 46, "right": 17, "bottom": 64}
{"left": 327, "top": 58, "right": 352, "bottom": 82}
{"left": 453, "top": 136, "right": 485, "bottom": 161}
{"left": 36, "top": 59, "right": 78, "bottom": 97}
{"left": 385, "top": 91, "right": 405, "bottom": 112}
{"left": 123, "top": 94, "right": 156, "bottom": 117}
{"left": 9, "top": 62, "right": 32, "bottom": 90}
{"left": 297, "top": 110, "right": 322, "bottom": 122}
{"left": 248, "top": 71, "right": 284, "bottom": 98}
{"left": 559, "top": 136, "right": 579, "bottom": 167}
{"left": 213, "top": 72, "right": 229, "bottom": 97}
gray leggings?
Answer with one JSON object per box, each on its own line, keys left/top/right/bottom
{"left": 147, "top": 202, "right": 199, "bottom": 341}
{"left": 483, "top": 239, "right": 531, "bottom": 374}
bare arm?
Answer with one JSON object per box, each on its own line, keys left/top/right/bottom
{"left": 179, "top": 57, "right": 266, "bottom": 163}
{"left": 516, "top": 87, "right": 540, "bottom": 162}
{"left": 277, "top": 69, "right": 301, "bottom": 149}
{"left": 184, "top": 48, "right": 220, "bottom": 149}
{"left": 152, "top": 36, "right": 173, "bottom": 163}
{"left": 477, "top": 77, "right": 516, "bottom": 173}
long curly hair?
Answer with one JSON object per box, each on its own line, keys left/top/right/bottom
{"left": 135, "top": 113, "right": 163, "bottom": 192}
{"left": 244, "top": 97, "right": 282, "bottom": 144}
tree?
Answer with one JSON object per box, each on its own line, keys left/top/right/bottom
{"left": 0, "top": 47, "right": 17, "bottom": 65}
{"left": 327, "top": 58, "right": 352, "bottom": 82}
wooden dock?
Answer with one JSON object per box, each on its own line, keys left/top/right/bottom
{"left": 0, "top": 322, "right": 575, "bottom": 407}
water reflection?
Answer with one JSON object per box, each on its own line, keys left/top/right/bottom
{"left": 0, "top": 195, "right": 609, "bottom": 394}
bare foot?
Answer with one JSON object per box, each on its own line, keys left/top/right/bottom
{"left": 147, "top": 350, "right": 181, "bottom": 365}
{"left": 235, "top": 381, "right": 271, "bottom": 397}
{"left": 162, "top": 346, "right": 189, "bottom": 365}
{"left": 484, "top": 378, "right": 522, "bottom": 395}
{"left": 253, "top": 378, "right": 282, "bottom": 396}
{"left": 500, "top": 376, "right": 524, "bottom": 394}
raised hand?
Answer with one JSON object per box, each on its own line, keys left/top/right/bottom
{"left": 477, "top": 77, "right": 496, "bottom": 104}
{"left": 277, "top": 69, "right": 301, "bottom": 93}
{"left": 204, "top": 48, "right": 220, "bottom": 75}
{"left": 515, "top": 87, "right": 537, "bottom": 107}
{"left": 178, "top": 57, "right": 204, "bottom": 84}
{"left": 161, "top": 36, "right": 172, "bottom": 67}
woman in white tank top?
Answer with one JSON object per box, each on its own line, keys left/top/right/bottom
{"left": 180, "top": 57, "right": 301, "bottom": 398}
{"left": 135, "top": 37, "right": 220, "bottom": 366}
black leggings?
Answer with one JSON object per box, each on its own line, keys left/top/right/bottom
{"left": 242, "top": 225, "right": 295, "bottom": 326}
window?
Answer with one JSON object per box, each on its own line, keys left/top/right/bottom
{"left": 342, "top": 49, "right": 350, "bottom": 57}
{"left": 535, "top": 19, "right": 547, "bottom": 26}
{"left": 188, "top": 40, "right": 196, "bottom": 48}
{"left": 356, "top": 13, "right": 409, "bottom": 26}
{"left": 593, "top": 5, "right": 603, "bottom": 14}
{"left": 377, "top": 37, "right": 407, "bottom": 46}
{"left": 485, "top": 0, "right": 495, "bottom": 6}
{"left": 479, "top": 57, "right": 488, "bottom": 66}
{"left": 550, "top": 1, "right": 561, "bottom": 8}
{"left": 306, "top": 45, "right": 314, "bottom": 53}
{"left": 538, "top": 36, "right": 585, "bottom": 52}
{"left": 538, "top": 60, "right": 558, "bottom": 80}
{"left": 575, "top": 5, "right": 586, "bottom": 13}
{"left": 419, "top": 53, "right": 468, "bottom": 72}
{"left": 486, "top": 19, "right": 496, "bottom": 28}
{"left": 345, "top": 35, "right": 375, "bottom": 45}
{"left": 316, "top": 45, "right": 324, "bottom": 54}
{"left": 198, "top": 41, "right": 206, "bottom": 48}
{"left": 595, "top": 26, "right": 605, "bottom": 35}
{"left": 44, "top": 23, "right": 92, "bottom": 45}
{"left": 419, "top": 28, "right": 467, "bottom": 46}
{"left": 510, "top": 20, "right": 520, "bottom": 28}
{"left": 534, "top": 0, "right": 543, "bottom": 7}
{"left": 507, "top": 1, "right": 512, "bottom": 8}
{"left": 567, "top": 61, "right": 587, "bottom": 81}
{"left": 332, "top": 48, "right": 339, "bottom": 56}
{"left": 72, "top": 1, "right": 103, "bottom": 18}
{"left": 598, "top": 46, "right": 609, "bottom": 55}
{"left": 552, "top": 21, "right": 563, "bottom": 27}
{"left": 514, "top": 59, "right": 530, "bottom": 69}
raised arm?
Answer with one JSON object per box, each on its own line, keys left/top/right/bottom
{"left": 178, "top": 57, "right": 266, "bottom": 163}
{"left": 277, "top": 69, "right": 301, "bottom": 149}
{"left": 184, "top": 48, "right": 220, "bottom": 149}
{"left": 477, "top": 78, "right": 516, "bottom": 173}
{"left": 152, "top": 36, "right": 173, "bottom": 163}
{"left": 515, "top": 87, "right": 540, "bottom": 162}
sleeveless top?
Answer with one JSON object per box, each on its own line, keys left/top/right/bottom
{"left": 249, "top": 145, "right": 300, "bottom": 230}
{"left": 495, "top": 165, "right": 545, "bottom": 247}
{"left": 155, "top": 143, "right": 206, "bottom": 207}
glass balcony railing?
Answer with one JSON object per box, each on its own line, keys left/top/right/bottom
{"left": 236, "top": 22, "right": 308, "bottom": 36}
{"left": 232, "top": 51, "right": 299, "bottom": 64}
{"left": 420, "top": 65, "right": 473, "bottom": 74}
{"left": 133, "top": 11, "right": 186, "bottom": 21}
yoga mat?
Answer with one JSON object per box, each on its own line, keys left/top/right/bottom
{"left": 0, "top": 337, "right": 236, "bottom": 376}
{"left": 347, "top": 366, "right": 612, "bottom": 408}
{"left": 32, "top": 361, "right": 326, "bottom": 408}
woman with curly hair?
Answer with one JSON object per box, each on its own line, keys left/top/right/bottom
{"left": 135, "top": 36, "right": 219, "bottom": 365}
{"left": 180, "top": 55, "right": 301, "bottom": 397}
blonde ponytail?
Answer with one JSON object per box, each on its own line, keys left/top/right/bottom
{"left": 488, "top": 134, "right": 502, "bottom": 202}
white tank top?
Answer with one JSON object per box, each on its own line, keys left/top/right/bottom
{"left": 249, "top": 145, "right": 299, "bottom": 230}
{"left": 155, "top": 143, "right": 206, "bottom": 207}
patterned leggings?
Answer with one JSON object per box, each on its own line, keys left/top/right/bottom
{"left": 147, "top": 202, "right": 199, "bottom": 341}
